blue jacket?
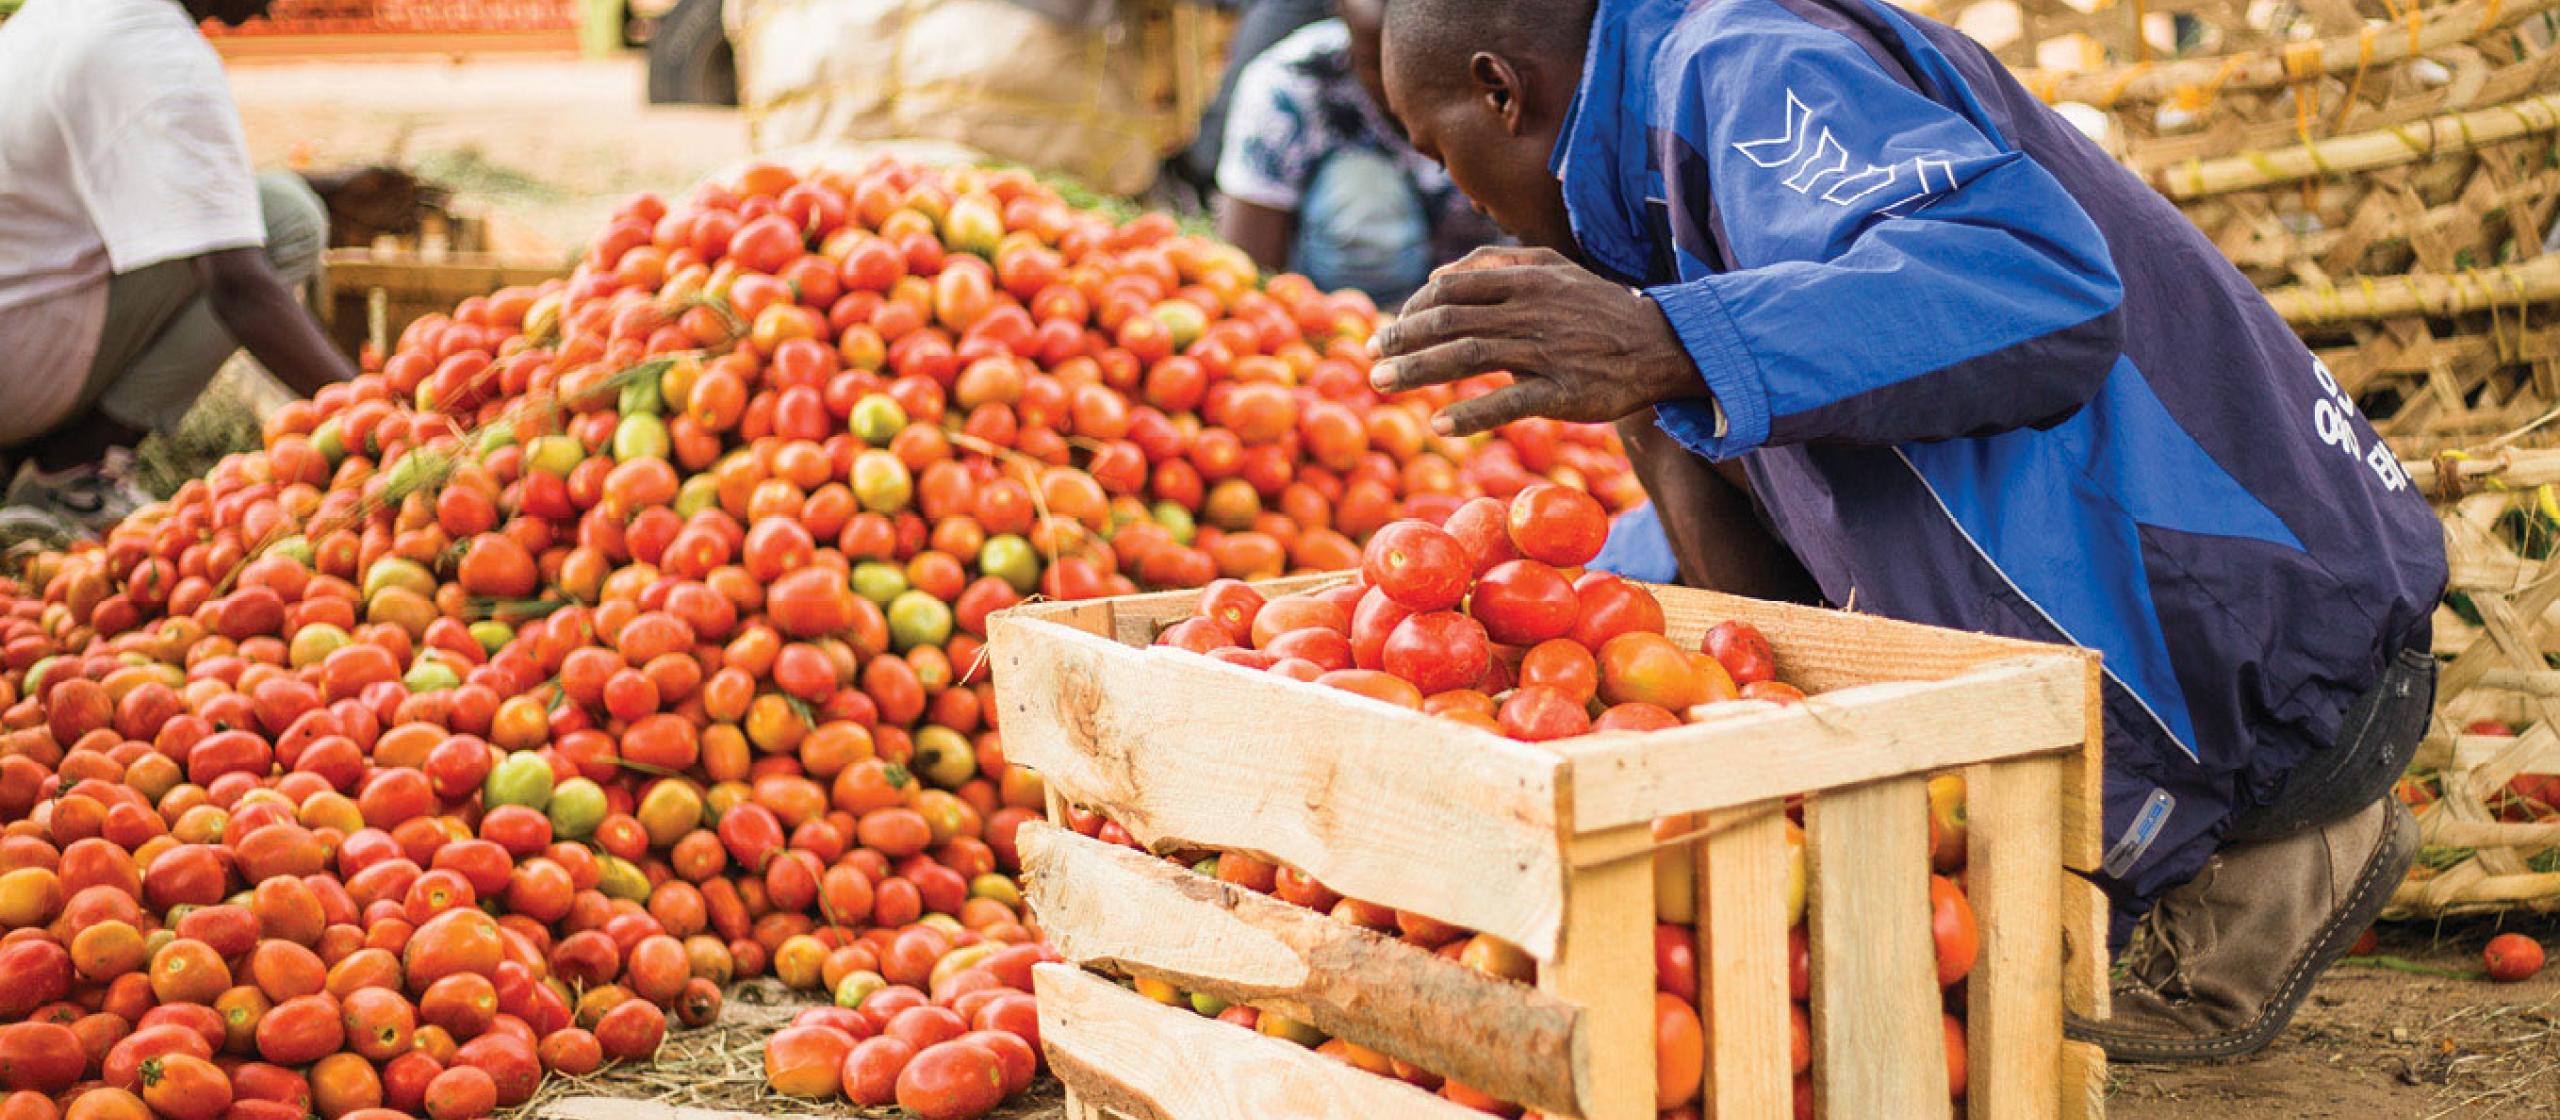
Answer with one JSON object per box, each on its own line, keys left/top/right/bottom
{"left": 1564, "top": 0, "right": 2445, "bottom": 923}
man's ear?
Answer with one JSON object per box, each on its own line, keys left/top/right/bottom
{"left": 1468, "top": 52, "right": 1529, "bottom": 136}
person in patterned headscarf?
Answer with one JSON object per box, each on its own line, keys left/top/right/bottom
{"left": 1211, "top": 0, "right": 1496, "bottom": 309}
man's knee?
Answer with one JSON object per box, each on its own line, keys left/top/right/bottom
{"left": 256, "top": 171, "right": 327, "bottom": 287}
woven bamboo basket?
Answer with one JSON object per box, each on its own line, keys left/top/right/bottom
{"left": 2022, "top": 0, "right": 2560, "bottom": 288}
{"left": 2389, "top": 442, "right": 2560, "bottom": 916}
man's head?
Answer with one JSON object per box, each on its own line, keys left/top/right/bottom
{"left": 1339, "top": 0, "right": 1390, "bottom": 118}
{"left": 1382, "top": 0, "right": 1597, "bottom": 255}
{"left": 181, "top": 0, "right": 276, "bottom": 28}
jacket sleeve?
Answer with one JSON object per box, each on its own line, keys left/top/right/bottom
{"left": 1643, "top": 11, "right": 2124, "bottom": 460}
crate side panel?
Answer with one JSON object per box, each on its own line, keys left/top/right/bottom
{"left": 1564, "top": 656, "right": 2088, "bottom": 830}
{"left": 991, "top": 614, "right": 1571, "bottom": 958}
{"left": 1020, "top": 823, "right": 1584, "bottom": 1116}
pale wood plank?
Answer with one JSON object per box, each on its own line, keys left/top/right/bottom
{"left": 1033, "top": 964, "right": 1482, "bottom": 1120}
{"left": 2061, "top": 658, "right": 2105, "bottom": 874}
{"left": 1807, "top": 778, "right": 1950, "bottom": 1119}
{"left": 1651, "top": 588, "right": 2087, "bottom": 693}
{"left": 1561, "top": 656, "right": 2088, "bottom": 831}
{"left": 989, "top": 611, "right": 1572, "bottom": 958}
{"left": 1020, "top": 823, "right": 1584, "bottom": 1116}
{"left": 1547, "top": 822, "right": 1659, "bottom": 1120}
{"left": 1963, "top": 760, "right": 2062, "bottom": 1120}
{"left": 1700, "top": 804, "right": 1794, "bottom": 1120}
{"left": 2059, "top": 1041, "right": 2108, "bottom": 1120}
{"left": 2061, "top": 874, "right": 2113, "bottom": 1026}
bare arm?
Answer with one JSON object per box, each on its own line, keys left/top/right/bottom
{"left": 195, "top": 247, "right": 356, "bottom": 398}
{"left": 1215, "top": 196, "right": 1297, "bottom": 276}
{"left": 1614, "top": 414, "right": 1820, "bottom": 604}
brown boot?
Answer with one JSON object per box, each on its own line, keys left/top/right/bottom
{"left": 2065, "top": 796, "right": 2416, "bottom": 1063}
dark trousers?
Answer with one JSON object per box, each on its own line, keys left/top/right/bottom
{"left": 2226, "top": 648, "right": 2434, "bottom": 842}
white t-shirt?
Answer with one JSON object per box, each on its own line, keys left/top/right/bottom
{"left": 0, "top": 0, "right": 266, "bottom": 442}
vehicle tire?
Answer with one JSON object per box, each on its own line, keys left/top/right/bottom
{"left": 647, "top": 0, "right": 737, "bottom": 107}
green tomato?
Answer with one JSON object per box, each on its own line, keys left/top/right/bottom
{"left": 288, "top": 624, "right": 349, "bottom": 669}
{"left": 887, "top": 590, "right": 953, "bottom": 652}
{"left": 266, "top": 536, "right": 315, "bottom": 567}
{"left": 595, "top": 855, "right": 651, "bottom": 902}
{"left": 1150, "top": 500, "right": 1197, "bottom": 546}
{"left": 851, "top": 449, "right": 912, "bottom": 514}
{"left": 613, "top": 413, "right": 670, "bottom": 462}
{"left": 403, "top": 658, "right": 461, "bottom": 694}
{"left": 23, "top": 657, "right": 63, "bottom": 702}
{"left": 484, "top": 751, "right": 555, "bottom": 811}
{"left": 674, "top": 474, "right": 720, "bottom": 518}
{"left": 968, "top": 874, "right": 1021, "bottom": 907}
{"left": 1189, "top": 992, "right": 1231, "bottom": 1017}
{"left": 619, "top": 373, "right": 665, "bottom": 417}
{"left": 467, "top": 620, "right": 514, "bottom": 655}
{"left": 547, "top": 778, "right": 608, "bottom": 840}
{"left": 310, "top": 419, "right": 347, "bottom": 465}
{"left": 475, "top": 425, "right": 516, "bottom": 455}
{"left": 977, "top": 535, "right": 1040, "bottom": 595}
{"left": 851, "top": 561, "right": 910, "bottom": 606}
{"left": 910, "top": 725, "right": 976, "bottom": 787}
{"left": 1152, "top": 299, "right": 1209, "bottom": 350}
{"left": 362, "top": 557, "right": 437, "bottom": 601}
{"left": 833, "top": 970, "right": 886, "bottom": 1009}
{"left": 850, "top": 395, "right": 909, "bottom": 447}
{"left": 524, "top": 434, "right": 585, "bottom": 477}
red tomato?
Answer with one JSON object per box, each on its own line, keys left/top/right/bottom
{"left": 1701, "top": 620, "right": 1778, "bottom": 686}
{"left": 1508, "top": 483, "right": 1608, "bottom": 567}
{"left": 894, "top": 1039, "right": 1008, "bottom": 1120}
{"left": 1381, "top": 612, "right": 1490, "bottom": 696}
{"left": 1930, "top": 875, "right": 1979, "bottom": 987}
{"left": 1358, "top": 521, "right": 1470, "bottom": 612}
{"left": 1568, "top": 572, "right": 1667, "bottom": 650}
{"left": 2486, "top": 932, "right": 2545, "bottom": 982}
{"left": 1470, "top": 559, "right": 1578, "bottom": 646}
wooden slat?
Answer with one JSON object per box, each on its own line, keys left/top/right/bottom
{"left": 2063, "top": 658, "right": 2106, "bottom": 874}
{"left": 1653, "top": 590, "right": 2084, "bottom": 693}
{"left": 1963, "top": 759, "right": 2063, "bottom": 1120}
{"left": 1807, "top": 778, "right": 1950, "bottom": 1119}
{"left": 989, "top": 612, "right": 1572, "bottom": 958}
{"left": 2060, "top": 1042, "right": 2108, "bottom": 1120}
{"left": 1700, "top": 804, "right": 1794, "bottom": 1120}
{"left": 2061, "top": 874, "right": 2113, "bottom": 1026}
{"left": 1019, "top": 824, "right": 1585, "bottom": 1117}
{"left": 1034, "top": 964, "right": 1482, "bottom": 1120}
{"left": 319, "top": 249, "right": 570, "bottom": 295}
{"left": 1561, "top": 656, "right": 2088, "bottom": 831}
{"left": 1545, "top": 822, "right": 1657, "bottom": 1120}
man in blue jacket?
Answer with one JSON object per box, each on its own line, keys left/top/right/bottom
{"left": 1374, "top": 0, "right": 2447, "bottom": 1062}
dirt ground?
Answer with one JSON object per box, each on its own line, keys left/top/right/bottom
{"left": 2108, "top": 915, "right": 2560, "bottom": 1119}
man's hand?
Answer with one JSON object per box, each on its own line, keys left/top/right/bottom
{"left": 1370, "top": 247, "right": 1705, "bottom": 436}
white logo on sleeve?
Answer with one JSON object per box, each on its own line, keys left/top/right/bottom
{"left": 1732, "top": 88, "right": 1954, "bottom": 217}
{"left": 2307, "top": 356, "right": 2408, "bottom": 493}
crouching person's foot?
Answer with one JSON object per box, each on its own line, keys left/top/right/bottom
{"left": 1, "top": 447, "right": 154, "bottom": 538}
{"left": 2066, "top": 796, "right": 2416, "bottom": 1063}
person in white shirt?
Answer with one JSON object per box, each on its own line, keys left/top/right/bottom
{"left": 0, "top": 0, "right": 356, "bottom": 537}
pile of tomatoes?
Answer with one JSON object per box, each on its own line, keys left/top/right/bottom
{"left": 1154, "top": 484, "right": 1798, "bottom": 735}
{"left": 0, "top": 156, "right": 1640, "bottom": 1120}
{"left": 1117, "top": 488, "right": 1983, "bottom": 1118}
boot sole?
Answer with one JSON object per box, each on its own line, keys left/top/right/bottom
{"left": 2065, "top": 798, "right": 2418, "bottom": 1063}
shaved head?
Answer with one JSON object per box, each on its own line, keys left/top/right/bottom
{"left": 1381, "top": 0, "right": 1597, "bottom": 254}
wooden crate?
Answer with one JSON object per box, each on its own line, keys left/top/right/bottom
{"left": 315, "top": 248, "right": 571, "bottom": 361}
{"left": 990, "top": 577, "right": 2111, "bottom": 1120}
